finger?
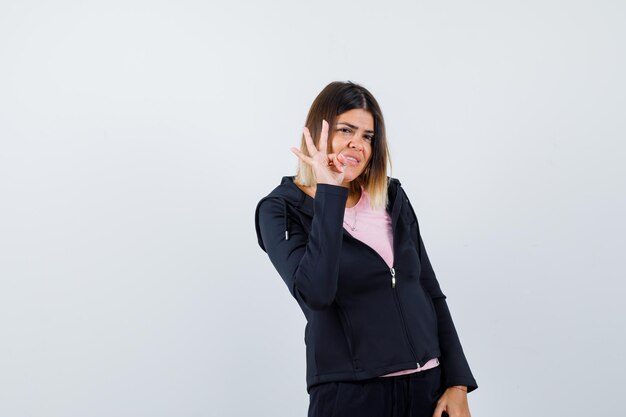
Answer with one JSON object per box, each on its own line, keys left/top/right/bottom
{"left": 331, "top": 153, "right": 347, "bottom": 172}
{"left": 318, "top": 119, "right": 329, "bottom": 155}
{"left": 302, "top": 127, "right": 318, "bottom": 157}
{"left": 291, "top": 147, "right": 313, "bottom": 165}
{"left": 327, "top": 153, "right": 344, "bottom": 173}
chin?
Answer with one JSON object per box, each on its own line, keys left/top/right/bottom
{"left": 343, "top": 170, "right": 364, "bottom": 183}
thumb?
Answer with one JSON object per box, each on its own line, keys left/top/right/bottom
{"left": 431, "top": 402, "right": 446, "bottom": 417}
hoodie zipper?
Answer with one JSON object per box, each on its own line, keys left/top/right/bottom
{"left": 389, "top": 266, "right": 419, "bottom": 364}
{"left": 343, "top": 232, "right": 419, "bottom": 364}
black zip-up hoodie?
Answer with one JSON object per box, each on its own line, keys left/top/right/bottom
{"left": 254, "top": 176, "right": 478, "bottom": 394}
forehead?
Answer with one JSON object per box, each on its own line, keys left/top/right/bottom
{"left": 336, "top": 108, "right": 374, "bottom": 131}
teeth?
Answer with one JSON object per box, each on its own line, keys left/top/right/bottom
{"left": 346, "top": 157, "right": 358, "bottom": 163}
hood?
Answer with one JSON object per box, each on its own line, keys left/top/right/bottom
{"left": 254, "top": 176, "right": 402, "bottom": 252}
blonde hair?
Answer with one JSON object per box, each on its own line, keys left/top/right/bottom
{"left": 294, "top": 81, "right": 392, "bottom": 210}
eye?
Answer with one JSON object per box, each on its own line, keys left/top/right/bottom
{"left": 365, "top": 135, "right": 375, "bottom": 141}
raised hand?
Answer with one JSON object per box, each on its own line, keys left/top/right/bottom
{"left": 290, "top": 120, "right": 348, "bottom": 187}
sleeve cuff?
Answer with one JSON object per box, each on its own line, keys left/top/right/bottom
{"left": 442, "top": 376, "right": 478, "bottom": 393}
{"left": 315, "top": 183, "right": 350, "bottom": 198}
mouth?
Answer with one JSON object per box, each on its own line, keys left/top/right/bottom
{"left": 343, "top": 155, "right": 360, "bottom": 166}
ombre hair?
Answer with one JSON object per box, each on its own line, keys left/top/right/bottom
{"left": 294, "top": 81, "right": 392, "bottom": 210}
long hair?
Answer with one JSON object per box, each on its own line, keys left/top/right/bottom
{"left": 294, "top": 81, "right": 391, "bottom": 209}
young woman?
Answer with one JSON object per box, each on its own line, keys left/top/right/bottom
{"left": 254, "top": 81, "right": 477, "bottom": 417}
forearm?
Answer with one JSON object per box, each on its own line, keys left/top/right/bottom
{"left": 434, "top": 297, "right": 478, "bottom": 392}
{"left": 404, "top": 193, "right": 478, "bottom": 392}
{"left": 291, "top": 184, "right": 348, "bottom": 308}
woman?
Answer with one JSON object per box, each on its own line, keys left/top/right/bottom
{"left": 254, "top": 81, "right": 478, "bottom": 417}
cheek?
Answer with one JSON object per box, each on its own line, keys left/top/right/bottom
{"left": 363, "top": 146, "right": 373, "bottom": 164}
{"left": 330, "top": 137, "right": 341, "bottom": 153}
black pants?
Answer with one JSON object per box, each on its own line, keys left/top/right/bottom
{"left": 308, "top": 366, "right": 448, "bottom": 417}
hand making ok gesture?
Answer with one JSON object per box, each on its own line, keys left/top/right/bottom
{"left": 290, "top": 120, "right": 348, "bottom": 187}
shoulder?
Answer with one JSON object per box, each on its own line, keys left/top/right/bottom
{"left": 387, "top": 176, "right": 420, "bottom": 221}
{"left": 254, "top": 178, "right": 290, "bottom": 233}
{"left": 254, "top": 195, "right": 290, "bottom": 253}
{"left": 387, "top": 176, "right": 402, "bottom": 186}
{"left": 254, "top": 176, "right": 308, "bottom": 238}
{"left": 386, "top": 176, "right": 410, "bottom": 200}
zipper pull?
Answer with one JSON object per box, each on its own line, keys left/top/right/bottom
{"left": 390, "top": 267, "right": 396, "bottom": 288}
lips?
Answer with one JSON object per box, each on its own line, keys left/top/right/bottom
{"left": 342, "top": 154, "right": 361, "bottom": 166}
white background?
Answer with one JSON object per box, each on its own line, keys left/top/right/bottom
{"left": 1, "top": 1, "right": 624, "bottom": 416}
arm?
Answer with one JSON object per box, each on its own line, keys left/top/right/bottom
{"left": 404, "top": 191, "right": 478, "bottom": 393}
{"left": 258, "top": 119, "right": 353, "bottom": 311}
{"left": 418, "top": 233, "right": 477, "bottom": 392}
{"left": 257, "top": 184, "right": 348, "bottom": 311}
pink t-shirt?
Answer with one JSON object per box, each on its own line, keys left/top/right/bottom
{"left": 343, "top": 186, "right": 440, "bottom": 377}
{"left": 343, "top": 187, "right": 395, "bottom": 267}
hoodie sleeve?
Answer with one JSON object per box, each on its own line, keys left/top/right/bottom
{"left": 403, "top": 189, "right": 478, "bottom": 393}
{"left": 417, "top": 233, "right": 478, "bottom": 392}
{"left": 257, "top": 184, "right": 349, "bottom": 311}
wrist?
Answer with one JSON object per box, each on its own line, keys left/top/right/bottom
{"left": 449, "top": 385, "right": 467, "bottom": 393}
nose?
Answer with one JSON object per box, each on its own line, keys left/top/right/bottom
{"left": 348, "top": 136, "right": 364, "bottom": 151}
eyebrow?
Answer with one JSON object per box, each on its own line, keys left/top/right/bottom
{"left": 336, "top": 122, "right": 374, "bottom": 134}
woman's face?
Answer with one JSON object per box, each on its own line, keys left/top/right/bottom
{"left": 330, "top": 108, "right": 375, "bottom": 184}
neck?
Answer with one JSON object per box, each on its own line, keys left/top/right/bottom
{"left": 346, "top": 187, "right": 362, "bottom": 208}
